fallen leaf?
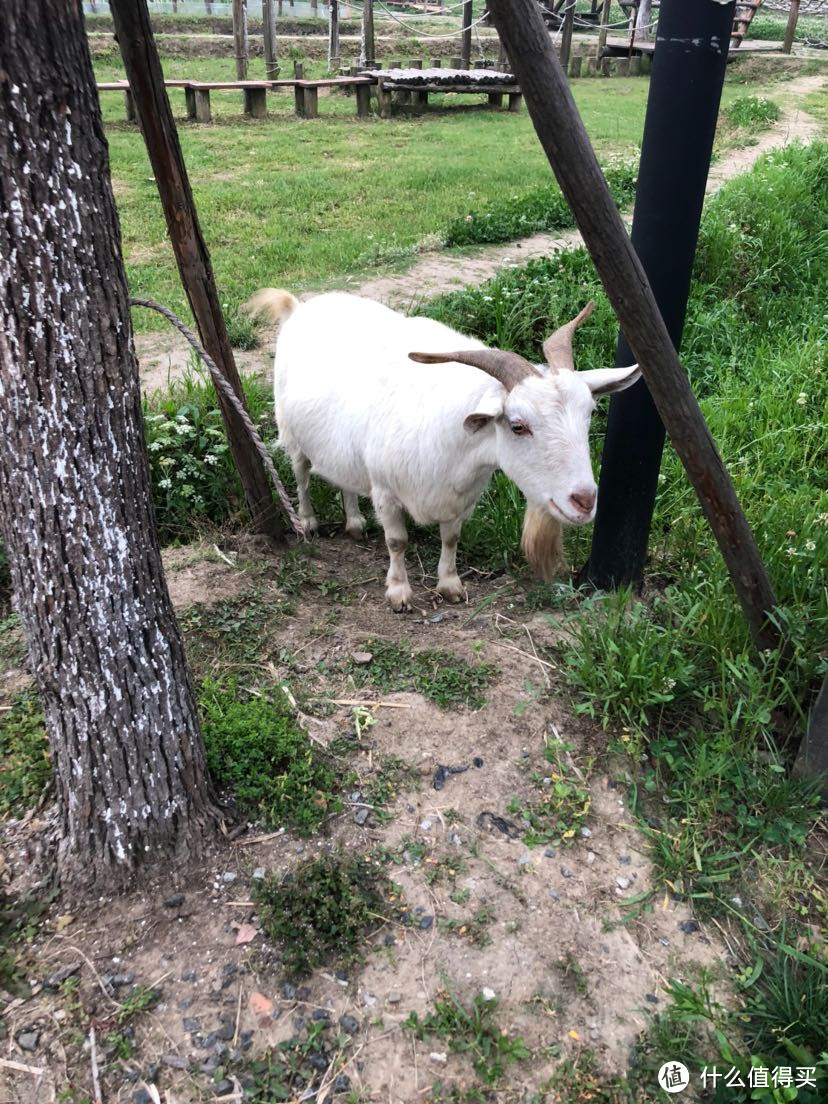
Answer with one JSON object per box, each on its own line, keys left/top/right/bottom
{"left": 249, "top": 991, "right": 274, "bottom": 1016}
{"left": 235, "top": 923, "right": 258, "bottom": 945}
{"left": 568, "top": 1029, "right": 580, "bottom": 1041}
{"left": 55, "top": 914, "right": 74, "bottom": 932}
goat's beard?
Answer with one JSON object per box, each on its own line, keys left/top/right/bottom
{"left": 521, "top": 503, "right": 566, "bottom": 582}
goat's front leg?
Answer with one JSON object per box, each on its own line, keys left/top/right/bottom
{"left": 292, "top": 451, "right": 318, "bottom": 536}
{"left": 373, "top": 488, "right": 413, "bottom": 612}
{"left": 437, "top": 518, "right": 466, "bottom": 603}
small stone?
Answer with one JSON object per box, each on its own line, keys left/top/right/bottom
{"left": 387, "top": 991, "right": 402, "bottom": 1004}
{"left": 252, "top": 867, "right": 266, "bottom": 880}
{"left": 579, "top": 826, "right": 592, "bottom": 839}
{"left": 363, "top": 993, "right": 377, "bottom": 1006}
{"left": 659, "top": 937, "right": 670, "bottom": 947}
{"left": 679, "top": 920, "right": 699, "bottom": 934}
{"left": 354, "top": 807, "right": 370, "bottom": 827}
{"left": 429, "top": 1051, "right": 447, "bottom": 1064}
{"left": 548, "top": 888, "right": 560, "bottom": 901}
{"left": 216, "top": 1023, "right": 235, "bottom": 1042}
{"left": 213, "top": 1081, "right": 234, "bottom": 1096}
{"left": 163, "top": 893, "right": 185, "bottom": 909}
{"left": 334, "top": 968, "right": 349, "bottom": 982}
{"left": 44, "top": 962, "right": 81, "bottom": 988}
{"left": 182, "top": 1017, "right": 200, "bottom": 1033}
{"left": 351, "top": 651, "right": 373, "bottom": 665}
{"left": 16, "top": 1030, "right": 39, "bottom": 1052}
{"left": 751, "top": 912, "right": 769, "bottom": 932}
{"left": 339, "top": 1014, "right": 359, "bottom": 1035}
{"left": 616, "top": 877, "right": 631, "bottom": 890}
{"left": 419, "top": 915, "right": 434, "bottom": 930}
{"left": 645, "top": 993, "right": 658, "bottom": 1004}
{"left": 181, "top": 970, "right": 197, "bottom": 982}
{"left": 544, "top": 848, "right": 556, "bottom": 858}
{"left": 296, "top": 986, "right": 311, "bottom": 1001}
{"left": 143, "top": 1063, "right": 160, "bottom": 1082}
{"left": 730, "top": 895, "right": 743, "bottom": 908}
{"left": 333, "top": 1073, "right": 351, "bottom": 1093}
{"left": 222, "top": 872, "right": 238, "bottom": 884}
{"left": 201, "top": 1033, "right": 217, "bottom": 1050}
{"left": 589, "top": 1027, "right": 600, "bottom": 1040}
{"left": 560, "top": 866, "right": 574, "bottom": 879}
{"left": 133, "top": 1090, "right": 154, "bottom": 1104}
{"left": 312, "top": 1009, "right": 331, "bottom": 1022}
{"left": 383, "top": 934, "right": 396, "bottom": 946}
{"left": 309, "top": 1052, "right": 329, "bottom": 1073}
{"left": 518, "top": 854, "right": 532, "bottom": 866}
{"left": 110, "top": 973, "right": 135, "bottom": 988}
{"left": 618, "top": 854, "right": 632, "bottom": 865}
{"left": 420, "top": 819, "right": 432, "bottom": 830}
{"left": 281, "top": 982, "right": 297, "bottom": 1000}
{"left": 473, "top": 757, "right": 484, "bottom": 768}
{"left": 481, "top": 987, "right": 496, "bottom": 1001}
{"left": 586, "top": 851, "right": 596, "bottom": 864}
{"left": 161, "top": 1054, "right": 189, "bottom": 1070}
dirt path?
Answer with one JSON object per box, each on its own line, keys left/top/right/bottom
{"left": 134, "top": 73, "right": 824, "bottom": 392}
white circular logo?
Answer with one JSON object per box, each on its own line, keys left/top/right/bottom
{"left": 657, "top": 1062, "right": 691, "bottom": 1094}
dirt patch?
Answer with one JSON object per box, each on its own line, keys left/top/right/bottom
{"left": 1, "top": 537, "right": 727, "bottom": 1104}
{"left": 162, "top": 544, "right": 253, "bottom": 610}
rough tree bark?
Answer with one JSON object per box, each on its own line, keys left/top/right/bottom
{"left": 0, "top": 0, "right": 221, "bottom": 887}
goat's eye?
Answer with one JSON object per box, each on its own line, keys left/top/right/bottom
{"left": 511, "top": 422, "right": 531, "bottom": 437}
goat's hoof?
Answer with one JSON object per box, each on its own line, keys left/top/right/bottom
{"left": 301, "top": 516, "right": 319, "bottom": 538}
{"left": 437, "top": 577, "right": 466, "bottom": 604}
{"left": 386, "top": 584, "right": 413, "bottom": 613}
{"left": 344, "top": 521, "right": 366, "bottom": 542}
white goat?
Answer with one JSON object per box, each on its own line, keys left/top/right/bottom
{"left": 248, "top": 290, "right": 640, "bottom": 611}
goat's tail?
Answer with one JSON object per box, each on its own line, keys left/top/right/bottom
{"left": 244, "top": 288, "right": 299, "bottom": 325}
{"left": 521, "top": 504, "right": 566, "bottom": 582}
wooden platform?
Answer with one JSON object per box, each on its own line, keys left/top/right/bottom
{"left": 603, "top": 36, "right": 786, "bottom": 57}
{"left": 367, "top": 67, "right": 522, "bottom": 117}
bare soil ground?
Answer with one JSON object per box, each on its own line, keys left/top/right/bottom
{"left": 133, "top": 72, "right": 825, "bottom": 395}
{"left": 1, "top": 538, "right": 725, "bottom": 1103}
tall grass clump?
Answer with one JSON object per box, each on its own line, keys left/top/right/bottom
{"left": 420, "top": 144, "right": 828, "bottom": 962}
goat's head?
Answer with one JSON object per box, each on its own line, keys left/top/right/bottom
{"left": 408, "top": 302, "right": 641, "bottom": 527}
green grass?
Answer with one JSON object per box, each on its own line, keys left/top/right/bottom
{"left": 254, "top": 850, "right": 396, "bottom": 977}
{"left": 93, "top": 51, "right": 653, "bottom": 334}
{"left": 0, "top": 691, "right": 50, "bottom": 817}
{"left": 198, "top": 677, "right": 340, "bottom": 832}
{"left": 724, "top": 94, "right": 780, "bottom": 130}
{"left": 404, "top": 991, "right": 530, "bottom": 1087}
{"left": 350, "top": 638, "right": 498, "bottom": 709}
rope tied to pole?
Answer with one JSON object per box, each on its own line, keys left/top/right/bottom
{"left": 130, "top": 297, "right": 305, "bottom": 540}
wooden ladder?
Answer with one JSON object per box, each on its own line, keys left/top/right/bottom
{"left": 731, "top": 0, "right": 764, "bottom": 48}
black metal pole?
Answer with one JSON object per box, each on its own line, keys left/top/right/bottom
{"left": 583, "top": 0, "right": 736, "bottom": 588}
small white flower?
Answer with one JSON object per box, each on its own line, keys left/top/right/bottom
{"left": 159, "top": 478, "right": 172, "bottom": 489}
{"left": 805, "top": 540, "right": 816, "bottom": 552}
{"left": 796, "top": 393, "right": 807, "bottom": 405}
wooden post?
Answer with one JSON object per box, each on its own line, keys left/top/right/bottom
{"left": 559, "top": 0, "right": 575, "bottom": 72}
{"left": 109, "top": 0, "right": 283, "bottom": 540}
{"left": 124, "top": 87, "right": 137, "bottom": 122}
{"left": 569, "top": 54, "right": 582, "bottom": 78}
{"left": 597, "top": 0, "right": 611, "bottom": 57}
{"left": 783, "top": 0, "right": 800, "bottom": 53}
{"left": 635, "top": 0, "right": 653, "bottom": 41}
{"left": 486, "top": 0, "right": 781, "bottom": 654}
{"left": 356, "top": 81, "right": 371, "bottom": 116}
{"left": 461, "top": 0, "right": 472, "bottom": 68}
{"left": 616, "top": 56, "right": 629, "bottom": 75}
{"left": 293, "top": 61, "right": 304, "bottom": 78}
{"left": 360, "top": 0, "right": 375, "bottom": 67}
{"left": 232, "top": 0, "right": 249, "bottom": 80}
{"left": 262, "top": 0, "right": 279, "bottom": 78}
{"left": 328, "top": 0, "right": 339, "bottom": 69}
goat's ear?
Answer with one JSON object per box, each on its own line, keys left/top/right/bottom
{"left": 463, "top": 392, "right": 504, "bottom": 434}
{"left": 581, "top": 364, "right": 641, "bottom": 396}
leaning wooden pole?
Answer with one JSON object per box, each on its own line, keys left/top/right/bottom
{"left": 360, "top": 0, "right": 375, "bottom": 67}
{"left": 461, "top": 0, "right": 473, "bottom": 68}
{"left": 262, "top": 0, "right": 279, "bottom": 78}
{"left": 486, "top": 0, "right": 782, "bottom": 654}
{"left": 783, "top": 0, "right": 800, "bottom": 53}
{"left": 110, "top": 0, "right": 284, "bottom": 540}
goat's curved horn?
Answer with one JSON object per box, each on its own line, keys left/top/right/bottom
{"left": 542, "top": 300, "right": 596, "bottom": 374}
{"left": 408, "top": 348, "right": 541, "bottom": 392}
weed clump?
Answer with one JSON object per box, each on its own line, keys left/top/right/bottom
{"left": 352, "top": 639, "right": 497, "bottom": 710}
{"left": 255, "top": 852, "right": 395, "bottom": 977}
{"left": 725, "top": 94, "right": 780, "bottom": 130}
{"left": 0, "top": 691, "right": 50, "bottom": 817}
{"left": 199, "top": 679, "right": 340, "bottom": 834}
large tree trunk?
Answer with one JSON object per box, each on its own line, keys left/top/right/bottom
{"left": 0, "top": 0, "right": 221, "bottom": 888}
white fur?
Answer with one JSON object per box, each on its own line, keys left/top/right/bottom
{"left": 264, "top": 291, "right": 639, "bottom": 610}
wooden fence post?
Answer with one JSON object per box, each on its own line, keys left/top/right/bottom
{"left": 597, "top": 0, "right": 611, "bottom": 57}
{"left": 232, "top": 0, "right": 249, "bottom": 80}
{"left": 262, "top": 0, "right": 279, "bottom": 78}
{"left": 109, "top": 0, "right": 283, "bottom": 540}
{"left": 461, "top": 0, "right": 472, "bottom": 68}
{"left": 360, "top": 0, "right": 375, "bottom": 67}
{"left": 559, "top": 0, "right": 575, "bottom": 72}
{"left": 783, "top": 0, "right": 800, "bottom": 53}
{"left": 486, "top": 0, "right": 781, "bottom": 654}
{"left": 328, "top": 0, "right": 340, "bottom": 69}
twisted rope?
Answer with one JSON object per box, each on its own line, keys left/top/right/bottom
{"left": 130, "top": 297, "right": 305, "bottom": 539}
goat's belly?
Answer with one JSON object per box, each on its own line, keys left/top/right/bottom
{"left": 396, "top": 477, "right": 491, "bottom": 527}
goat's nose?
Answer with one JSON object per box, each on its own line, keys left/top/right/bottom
{"left": 570, "top": 488, "right": 597, "bottom": 515}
